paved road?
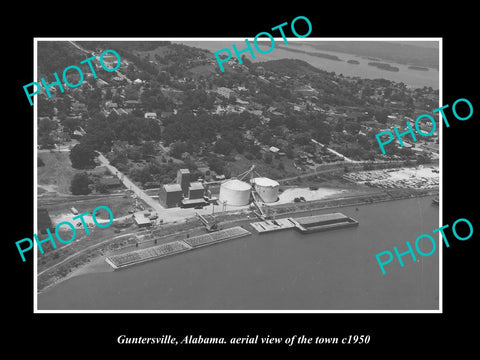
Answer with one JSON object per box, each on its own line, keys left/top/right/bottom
{"left": 68, "top": 41, "right": 93, "bottom": 56}
{"left": 96, "top": 153, "right": 165, "bottom": 215}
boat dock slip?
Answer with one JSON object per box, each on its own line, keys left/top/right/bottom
{"left": 105, "top": 226, "right": 252, "bottom": 269}
{"left": 250, "top": 218, "right": 297, "bottom": 233}
{"left": 291, "top": 213, "right": 359, "bottom": 233}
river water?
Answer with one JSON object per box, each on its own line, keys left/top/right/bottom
{"left": 174, "top": 40, "right": 439, "bottom": 89}
{"left": 38, "top": 196, "right": 439, "bottom": 310}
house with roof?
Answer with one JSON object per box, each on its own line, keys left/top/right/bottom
{"left": 144, "top": 112, "right": 157, "bottom": 120}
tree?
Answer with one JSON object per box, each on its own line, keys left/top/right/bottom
{"left": 207, "top": 157, "right": 226, "bottom": 175}
{"left": 241, "top": 55, "right": 252, "bottom": 67}
{"left": 285, "top": 147, "right": 295, "bottom": 159}
{"left": 345, "top": 122, "right": 361, "bottom": 134}
{"left": 70, "top": 173, "right": 91, "bottom": 195}
{"left": 374, "top": 109, "right": 389, "bottom": 124}
{"left": 62, "top": 117, "right": 81, "bottom": 134}
{"left": 38, "top": 95, "right": 55, "bottom": 117}
{"left": 213, "top": 139, "right": 234, "bottom": 156}
{"left": 264, "top": 153, "right": 273, "bottom": 164}
{"left": 104, "top": 88, "right": 113, "bottom": 101}
{"left": 38, "top": 134, "right": 56, "bottom": 149}
{"left": 95, "top": 182, "right": 109, "bottom": 194}
{"left": 138, "top": 167, "right": 153, "bottom": 184}
{"left": 141, "top": 141, "right": 156, "bottom": 158}
{"left": 416, "top": 154, "right": 431, "bottom": 165}
{"left": 70, "top": 143, "right": 96, "bottom": 169}
{"left": 38, "top": 117, "right": 57, "bottom": 135}
{"left": 294, "top": 133, "right": 311, "bottom": 146}
{"left": 170, "top": 141, "right": 188, "bottom": 159}
{"left": 335, "top": 119, "right": 345, "bottom": 132}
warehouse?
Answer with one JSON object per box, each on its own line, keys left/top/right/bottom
{"left": 177, "top": 168, "right": 191, "bottom": 197}
{"left": 159, "top": 183, "right": 183, "bottom": 208}
{"left": 133, "top": 212, "right": 152, "bottom": 227}
{"left": 188, "top": 181, "right": 205, "bottom": 199}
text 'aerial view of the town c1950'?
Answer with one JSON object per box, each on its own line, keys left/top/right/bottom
{"left": 36, "top": 39, "right": 440, "bottom": 311}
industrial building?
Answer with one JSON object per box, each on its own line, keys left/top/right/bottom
{"left": 188, "top": 181, "right": 205, "bottom": 199}
{"left": 177, "top": 168, "right": 191, "bottom": 197}
{"left": 159, "top": 169, "right": 207, "bottom": 208}
{"left": 159, "top": 183, "right": 183, "bottom": 208}
{"left": 133, "top": 211, "right": 152, "bottom": 227}
{"left": 160, "top": 166, "right": 278, "bottom": 210}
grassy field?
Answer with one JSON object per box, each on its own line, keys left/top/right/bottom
{"left": 38, "top": 151, "right": 113, "bottom": 195}
{"left": 37, "top": 152, "right": 78, "bottom": 195}
{"left": 38, "top": 194, "right": 134, "bottom": 221}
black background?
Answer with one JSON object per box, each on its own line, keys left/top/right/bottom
{"left": 6, "top": 3, "right": 477, "bottom": 356}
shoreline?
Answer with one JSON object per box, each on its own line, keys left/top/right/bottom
{"left": 37, "top": 187, "right": 437, "bottom": 294}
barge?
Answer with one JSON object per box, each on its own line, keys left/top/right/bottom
{"left": 105, "top": 226, "right": 252, "bottom": 269}
{"left": 250, "top": 213, "right": 359, "bottom": 234}
{"left": 291, "top": 213, "right": 359, "bottom": 233}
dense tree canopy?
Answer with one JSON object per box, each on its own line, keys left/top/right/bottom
{"left": 70, "top": 143, "right": 97, "bottom": 169}
{"left": 70, "top": 172, "right": 91, "bottom": 195}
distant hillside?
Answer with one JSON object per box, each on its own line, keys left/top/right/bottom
{"left": 77, "top": 41, "right": 170, "bottom": 53}
{"left": 296, "top": 41, "right": 439, "bottom": 69}
{"left": 256, "top": 58, "right": 327, "bottom": 76}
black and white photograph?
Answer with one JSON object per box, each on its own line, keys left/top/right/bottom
{"left": 7, "top": 6, "right": 478, "bottom": 355}
{"left": 33, "top": 38, "right": 441, "bottom": 311}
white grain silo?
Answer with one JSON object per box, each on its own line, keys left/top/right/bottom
{"left": 251, "top": 177, "right": 279, "bottom": 203}
{"left": 219, "top": 179, "right": 251, "bottom": 206}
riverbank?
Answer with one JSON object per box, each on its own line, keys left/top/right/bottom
{"left": 37, "top": 186, "right": 437, "bottom": 293}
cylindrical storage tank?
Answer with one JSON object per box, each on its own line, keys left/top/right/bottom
{"left": 219, "top": 179, "right": 251, "bottom": 206}
{"left": 251, "top": 177, "right": 279, "bottom": 203}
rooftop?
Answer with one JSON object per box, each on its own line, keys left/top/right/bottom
{"left": 163, "top": 184, "right": 182, "bottom": 192}
{"left": 133, "top": 212, "right": 152, "bottom": 225}
{"left": 189, "top": 181, "right": 205, "bottom": 190}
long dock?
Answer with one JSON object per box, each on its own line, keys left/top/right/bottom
{"left": 250, "top": 213, "right": 359, "bottom": 234}
{"left": 250, "top": 218, "right": 297, "bottom": 233}
{"left": 105, "top": 226, "right": 252, "bottom": 269}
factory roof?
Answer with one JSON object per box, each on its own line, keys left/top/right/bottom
{"left": 181, "top": 198, "right": 208, "bottom": 205}
{"left": 163, "top": 184, "right": 182, "bottom": 192}
{"left": 189, "top": 181, "right": 205, "bottom": 190}
{"left": 133, "top": 212, "right": 152, "bottom": 225}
